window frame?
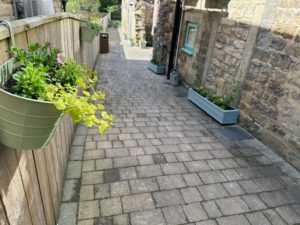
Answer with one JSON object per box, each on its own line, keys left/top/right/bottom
{"left": 181, "top": 22, "right": 199, "bottom": 56}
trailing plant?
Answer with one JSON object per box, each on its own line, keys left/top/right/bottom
{"left": 196, "top": 80, "right": 238, "bottom": 110}
{"left": 6, "top": 42, "right": 114, "bottom": 134}
{"left": 107, "top": 5, "right": 118, "bottom": 13}
{"left": 84, "top": 20, "right": 103, "bottom": 33}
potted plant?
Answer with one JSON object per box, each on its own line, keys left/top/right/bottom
{"left": 148, "top": 55, "right": 165, "bottom": 74}
{"left": 187, "top": 82, "right": 239, "bottom": 125}
{"left": 139, "top": 33, "right": 147, "bottom": 49}
{"left": 0, "top": 42, "right": 113, "bottom": 150}
{"left": 128, "top": 38, "right": 135, "bottom": 46}
{"left": 80, "top": 20, "right": 102, "bottom": 43}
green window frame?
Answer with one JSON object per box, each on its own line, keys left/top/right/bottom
{"left": 181, "top": 22, "right": 199, "bottom": 56}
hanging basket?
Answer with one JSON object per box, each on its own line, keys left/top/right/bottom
{"left": 0, "top": 21, "right": 63, "bottom": 150}
{"left": 80, "top": 25, "right": 99, "bottom": 43}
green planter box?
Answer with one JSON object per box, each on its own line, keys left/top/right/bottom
{"left": 0, "top": 89, "right": 63, "bottom": 150}
{"left": 80, "top": 25, "right": 99, "bottom": 43}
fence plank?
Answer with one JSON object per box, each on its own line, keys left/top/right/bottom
{"left": 0, "top": 147, "right": 33, "bottom": 225}
{"left": 33, "top": 150, "right": 55, "bottom": 225}
{"left": 17, "top": 151, "right": 47, "bottom": 225}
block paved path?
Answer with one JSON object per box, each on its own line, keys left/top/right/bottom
{"left": 58, "top": 28, "right": 300, "bottom": 225}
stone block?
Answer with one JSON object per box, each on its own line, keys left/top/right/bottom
{"left": 100, "top": 197, "right": 122, "bottom": 216}
{"left": 122, "top": 193, "right": 155, "bottom": 213}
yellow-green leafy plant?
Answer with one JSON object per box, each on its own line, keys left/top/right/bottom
{"left": 7, "top": 42, "right": 114, "bottom": 134}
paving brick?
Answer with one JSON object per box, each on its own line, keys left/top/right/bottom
{"left": 104, "top": 169, "right": 120, "bottom": 183}
{"left": 184, "top": 161, "right": 211, "bottom": 172}
{"left": 191, "top": 143, "right": 213, "bottom": 151}
{"left": 80, "top": 185, "right": 94, "bottom": 201}
{"left": 58, "top": 202, "right": 78, "bottom": 225}
{"left": 144, "top": 146, "right": 160, "bottom": 154}
{"left": 162, "top": 206, "right": 187, "bottom": 225}
{"left": 96, "top": 158, "right": 113, "bottom": 170}
{"left": 183, "top": 203, "right": 208, "bottom": 222}
{"left": 113, "top": 214, "right": 130, "bottom": 225}
{"left": 198, "top": 184, "right": 229, "bottom": 200}
{"left": 198, "top": 171, "right": 227, "bottom": 184}
{"left": 94, "top": 216, "right": 113, "bottom": 225}
{"left": 129, "top": 147, "right": 144, "bottom": 156}
{"left": 239, "top": 180, "right": 262, "bottom": 194}
{"left": 95, "top": 183, "right": 110, "bottom": 199}
{"left": 179, "top": 144, "right": 194, "bottom": 152}
{"left": 119, "top": 167, "right": 137, "bottom": 180}
{"left": 241, "top": 194, "right": 267, "bottom": 211}
{"left": 70, "top": 146, "right": 84, "bottom": 160}
{"left": 217, "top": 215, "right": 250, "bottom": 225}
{"left": 78, "top": 200, "right": 99, "bottom": 220}
{"left": 78, "top": 219, "right": 94, "bottom": 225}
{"left": 124, "top": 140, "right": 138, "bottom": 148}
{"left": 113, "top": 156, "right": 139, "bottom": 168}
{"left": 131, "top": 209, "right": 166, "bottom": 225}
{"left": 153, "top": 154, "right": 167, "bottom": 164}
{"left": 62, "top": 179, "right": 80, "bottom": 202}
{"left": 210, "top": 150, "right": 233, "bottom": 159}
{"left": 85, "top": 141, "right": 97, "bottom": 150}
{"left": 161, "top": 162, "right": 187, "bottom": 174}
{"left": 138, "top": 155, "right": 154, "bottom": 165}
{"left": 136, "top": 164, "right": 163, "bottom": 178}
{"left": 259, "top": 191, "right": 290, "bottom": 207}
{"left": 222, "top": 169, "right": 242, "bottom": 181}
{"left": 158, "top": 145, "right": 181, "bottom": 153}
{"left": 164, "top": 153, "right": 178, "bottom": 162}
{"left": 82, "top": 171, "right": 104, "bottom": 185}
{"left": 84, "top": 150, "right": 105, "bottom": 160}
{"left": 130, "top": 177, "right": 159, "bottom": 193}
{"left": 100, "top": 197, "right": 122, "bottom": 216}
{"left": 118, "top": 134, "right": 132, "bottom": 140}
{"left": 190, "top": 151, "right": 214, "bottom": 160}
{"left": 153, "top": 190, "right": 184, "bottom": 207}
{"left": 106, "top": 148, "right": 129, "bottom": 158}
{"left": 180, "top": 187, "right": 203, "bottom": 203}
{"left": 122, "top": 193, "right": 155, "bottom": 213}
{"left": 137, "top": 139, "right": 153, "bottom": 146}
{"left": 161, "top": 137, "right": 182, "bottom": 145}
{"left": 275, "top": 206, "right": 300, "bottom": 224}
{"left": 245, "top": 212, "right": 271, "bottom": 225}
{"left": 216, "top": 197, "right": 249, "bottom": 216}
{"left": 176, "top": 152, "right": 192, "bottom": 161}
{"left": 97, "top": 141, "right": 113, "bottom": 149}
{"left": 223, "top": 182, "right": 245, "bottom": 196}
{"left": 151, "top": 138, "right": 162, "bottom": 145}
{"left": 195, "top": 220, "right": 217, "bottom": 225}
{"left": 202, "top": 200, "right": 222, "bottom": 218}
{"left": 207, "top": 159, "right": 226, "bottom": 170}
{"left": 66, "top": 161, "right": 82, "bottom": 179}
{"left": 157, "top": 175, "right": 186, "bottom": 190}
{"left": 220, "top": 158, "right": 239, "bottom": 168}
{"left": 82, "top": 160, "right": 96, "bottom": 172}
{"left": 253, "top": 177, "right": 283, "bottom": 192}
{"left": 263, "top": 209, "right": 288, "bottom": 225}
{"left": 111, "top": 181, "right": 130, "bottom": 197}
{"left": 182, "top": 173, "right": 203, "bottom": 186}
{"left": 73, "top": 135, "right": 86, "bottom": 146}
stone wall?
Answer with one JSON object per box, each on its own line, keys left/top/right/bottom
{"left": 122, "top": 0, "right": 154, "bottom": 41}
{"left": 0, "top": 0, "right": 14, "bottom": 19}
{"left": 152, "top": 0, "right": 175, "bottom": 65}
{"left": 153, "top": 0, "right": 300, "bottom": 167}
{"left": 239, "top": 0, "right": 300, "bottom": 166}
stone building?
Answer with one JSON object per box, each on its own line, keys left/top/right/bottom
{"left": 0, "top": 0, "right": 14, "bottom": 20}
{"left": 122, "top": 0, "right": 154, "bottom": 42}
{"left": 153, "top": 0, "right": 300, "bottom": 168}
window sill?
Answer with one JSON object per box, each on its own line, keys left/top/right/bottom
{"left": 181, "top": 47, "right": 194, "bottom": 56}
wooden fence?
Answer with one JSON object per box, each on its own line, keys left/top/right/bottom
{"left": 0, "top": 12, "right": 109, "bottom": 225}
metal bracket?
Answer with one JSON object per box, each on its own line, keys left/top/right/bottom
{"left": 0, "top": 20, "right": 15, "bottom": 87}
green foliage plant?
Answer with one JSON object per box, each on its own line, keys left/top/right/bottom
{"left": 196, "top": 80, "right": 238, "bottom": 110}
{"left": 8, "top": 42, "right": 114, "bottom": 134}
{"left": 107, "top": 5, "right": 118, "bottom": 13}
{"left": 85, "top": 20, "right": 103, "bottom": 33}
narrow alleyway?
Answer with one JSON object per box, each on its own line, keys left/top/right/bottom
{"left": 58, "top": 28, "right": 300, "bottom": 225}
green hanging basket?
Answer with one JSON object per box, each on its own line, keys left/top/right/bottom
{"left": 80, "top": 25, "right": 99, "bottom": 43}
{"left": 0, "top": 20, "right": 64, "bottom": 150}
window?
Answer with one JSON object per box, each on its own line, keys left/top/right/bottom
{"left": 182, "top": 22, "right": 198, "bottom": 55}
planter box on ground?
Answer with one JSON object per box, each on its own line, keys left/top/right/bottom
{"left": 148, "top": 61, "right": 165, "bottom": 75}
{"left": 188, "top": 88, "right": 239, "bottom": 125}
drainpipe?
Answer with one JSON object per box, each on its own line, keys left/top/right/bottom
{"left": 173, "top": 0, "right": 185, "bottom": 70}
{"left": 167, "top": 0, "right": 182, "bottom": 79}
